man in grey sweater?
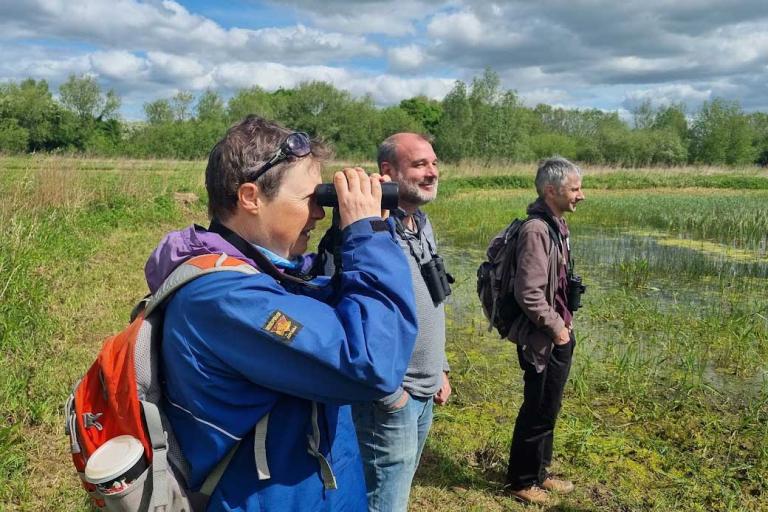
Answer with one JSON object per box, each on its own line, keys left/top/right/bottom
{"left": 351, "top": 132, "right": 451, "bottom": 512}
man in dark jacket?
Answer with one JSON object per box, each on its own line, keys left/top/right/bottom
{"left": 505, "top": 157, "right": 585, "bottom": 504}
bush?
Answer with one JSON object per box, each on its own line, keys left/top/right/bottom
{"left": 528, "top": 133, "right": 580, "bottom": 161}
{"left": 0, "top": 119, "right": 29, "bottom": 154}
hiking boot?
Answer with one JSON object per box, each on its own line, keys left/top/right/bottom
{"left": 508, "top": 485, "right": 550, "bottom": 504}
{"left": 542, "top": 476, "right": 574, "bottom": 494}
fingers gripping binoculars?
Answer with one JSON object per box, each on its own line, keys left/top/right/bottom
{"left": 314, "top": 182, "right": 400, "bottom": 210}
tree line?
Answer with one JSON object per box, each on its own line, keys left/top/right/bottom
{"left": 2, "top": 69, "right": 767, "bottom": 167}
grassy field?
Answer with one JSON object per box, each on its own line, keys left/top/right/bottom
{"left": 1, "top": 156, "right": 767, "bottom": 511}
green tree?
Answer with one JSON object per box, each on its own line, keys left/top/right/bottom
{"left": 227, "top": 86, "right": 283, "bottom": 122}
{"left": 653, "top": 103, "right": 688, "bottom": 140}
{"left": 376, "top": 106, "right": 425, "bottom": 142}
{"left": 59, "top": 74, "right": 120, "bottom": 121}
{"left": 399, "top": 96, "right": 442, "bottom": 134}
{"left": 171, "top": 90, "right": 194, "bottom": 121}
{"left": 747, "top": 112, "right": 768, "bottom": 166}
{"left": 144, "top": 99, "right": 174, "bottom": 124}
{"left": 433, "top": 80, "right": 471, "bottom": 161}
{"left": 0, "top": 78, "right": 78, "bottom": 151}
{"left": 0, "top": 118, "right": 29, "bottom": 153}
{"left": 631, "top": 99, "right": 655, "bottom": 130}
{"left": 282, "top": 82, "right": 361, "bottom": 155}
{"left": 529, "top": 133, "right": 579, "bottom": 161}
{"left": 196, "top": 90, "right": 226, "bottom": 123}
{"left": 690, "top": 98, "right": 755, "bottom": 165}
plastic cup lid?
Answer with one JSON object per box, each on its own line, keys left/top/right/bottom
{"left": 84, "top": 435, "right": 145, "bottom": 484}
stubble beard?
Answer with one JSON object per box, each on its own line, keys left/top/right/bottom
{"left": 399, "top": 179, "right": 438, "bottom": 207}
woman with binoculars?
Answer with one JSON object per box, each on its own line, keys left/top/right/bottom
{"left": 143, "top": 115, "right": 418, "bottom": 511}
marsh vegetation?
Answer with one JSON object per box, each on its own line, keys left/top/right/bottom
{"left": 1, "top": 156, "right": 766, "bottom": 510}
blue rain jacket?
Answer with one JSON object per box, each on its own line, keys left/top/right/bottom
{"left": 150, "top": 218, "right": 418, "bottom": 511}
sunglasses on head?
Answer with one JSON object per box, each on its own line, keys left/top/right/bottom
{"left": 245, "top": 131, "right": 312, "bottom": 182}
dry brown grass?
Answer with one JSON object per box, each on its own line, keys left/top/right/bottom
{"left": 439, "top": 159, "right": 768, "bottom": 178}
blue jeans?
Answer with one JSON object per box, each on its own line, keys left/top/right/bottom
{"left": 351, "top": 393, "right": 434, "bottom": 512}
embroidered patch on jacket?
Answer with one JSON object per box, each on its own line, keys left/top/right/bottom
{"left": 262, "top": 311, "right": 302, "bottom": 342}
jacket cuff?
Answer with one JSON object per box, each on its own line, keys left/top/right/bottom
{"left": 341, "top": 216, "right": 393, "bottom": 238}
{"left": 544, "top": 315, "right": 566, "bottom": 340}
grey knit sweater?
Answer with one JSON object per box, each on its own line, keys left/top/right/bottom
{"left": 378, "top": 209, "right": 449, "bottom": 404}
{"left": 315, "top": 210, "right": 449, "bottom": 405}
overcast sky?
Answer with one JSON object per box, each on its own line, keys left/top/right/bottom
{"left": 2, "top": 0, "right": 767, "bottom": 120}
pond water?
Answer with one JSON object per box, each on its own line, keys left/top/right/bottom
{"left": 575, "top": 227, "right": 768, "bottom": 280}
{"left": 440, "top": 226, "right": 768, "bottom": 396}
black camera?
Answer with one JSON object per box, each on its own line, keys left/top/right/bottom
{"left": 566, "top": 273, "right": 586, "bottom": 312}
{"left": 421, "top": 255, "right": 454, "bottom": 305}
{"left": 314, "top": 182, "right": 399, "bottom": 210}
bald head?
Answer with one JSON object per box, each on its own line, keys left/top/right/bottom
{"left": 377, "top": 133, "right": 433, "bottom": 172}
{"left": 377, "top": 132, "right": 439, "bottom": 211}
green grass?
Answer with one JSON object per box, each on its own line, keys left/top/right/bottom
{"left": 1, "top": 155, "right": 767, "bottom": 511}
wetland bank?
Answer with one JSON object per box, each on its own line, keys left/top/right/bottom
{"left": 1, "top": 157, "right": 767, "bottom": 511}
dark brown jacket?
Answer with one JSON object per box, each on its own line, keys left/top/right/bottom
{"left": 506, "top": 205, "right": 565, "bottom": 372}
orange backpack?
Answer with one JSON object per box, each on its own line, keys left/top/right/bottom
{"left": 65, "top": 254, "right": 260, "bottom": 511}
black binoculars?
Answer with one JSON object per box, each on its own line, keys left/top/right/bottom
{"left": 566, "top": 273, "right": 586, "bottom": 312}
{"left": 421, "top": 255, "right": 454, "bottom": 305}
{"left": 314, "top": 182, "right": 399, "bottom": 210}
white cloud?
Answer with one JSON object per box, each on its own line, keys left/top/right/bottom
{"left": 90, "top": 51, "right": 147, "bottom": 80}
{"left": 388, "top": 45, "right": 427, "bottom": 72}
{"left": 520, "top": 88, "right": 572, "bottom": 107}
{"left": 147, "top": 52, "right": 206, "bottom": 81}
{"left": 3, "top": 0, "right": 768, "bottom": 117}
{"left": 210, "top": 62, "right": 454, "bottom": 106}
{"left": 428, "top": 11, "right": 487, "bottom": 46}
{"left": 271, "top": 0, "right": 446, "bottom": 36}
{"left": 212, "top": 62, "right": 349, "bottom": 91}
{"left": 0, "top": 0, "right": 381, "bottom": 64}
{"left": 345, "top": 75, "right": 455, "bottom": 105}
{"left": 2, "top": 52, "right": 91, "bottom": 82}
{"left": 623, "top": 84, "right": 712, "bottom": 107}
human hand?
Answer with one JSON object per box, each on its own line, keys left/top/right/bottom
{"left": 334, "top": 168, "right": 383, "bottom": 229}
{"left": 389, "top": 390, "right": 410, "bottom": 410}
{"left": 434, "top": 372, "right": 452, "bottom": 405}
{"left": 376, "top": 173, "right": 392, "bottom": 220}
{"left": 554, "top": 327, "right": 571, "bottom": 345}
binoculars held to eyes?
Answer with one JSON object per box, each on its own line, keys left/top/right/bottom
{"left": 314, "top": 182, "right": 400, "bottom": 210}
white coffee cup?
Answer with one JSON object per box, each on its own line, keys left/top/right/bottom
{"left": 84, "top": 435, "right": 147, "bottom": 494}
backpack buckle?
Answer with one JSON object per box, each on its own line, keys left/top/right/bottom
{"left": 83, "top": 412, "right": 104, "bottom": 431}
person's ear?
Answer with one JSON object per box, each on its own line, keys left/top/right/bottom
{"left": 237, "top": 182, "right": 261, "bottom": 214}
{"left": 380, "top": 161, "right": 396, "bottom": 179}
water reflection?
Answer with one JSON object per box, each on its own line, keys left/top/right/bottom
{"left": 439, "top": 231, "right": 768, "bottom": 397}
{"left": 575, "top": 227, "right": 768, "bottom": 280}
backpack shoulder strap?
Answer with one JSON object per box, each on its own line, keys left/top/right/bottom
{"left": 524, "top": 214, "right": 560, "bottom": 249}
{"left": 142, "top": 254, "right": 262, "bottom": 502}
{"left": 143, "top": 253, "right": 259, "bottom": 317}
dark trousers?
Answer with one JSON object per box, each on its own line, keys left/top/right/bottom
{"left": 506, "top": 335, "right": 575, "bottom": 490}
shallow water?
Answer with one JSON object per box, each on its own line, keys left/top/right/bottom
{"left": 440, "top": 225, "right": 768, "bottom": 397}
{"left": 575, "top": 227, "right": 768, "bottom": 280}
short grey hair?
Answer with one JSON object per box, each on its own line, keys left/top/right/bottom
{"left": 377, "top": 132, "right": 434, "bottom": 171}
{"left": 535, "top": 156, "right": 581, "bottom": 197}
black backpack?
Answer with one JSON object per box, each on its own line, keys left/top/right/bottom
{"left": 477, "top": 215, "right": 559, "bottom": 338}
